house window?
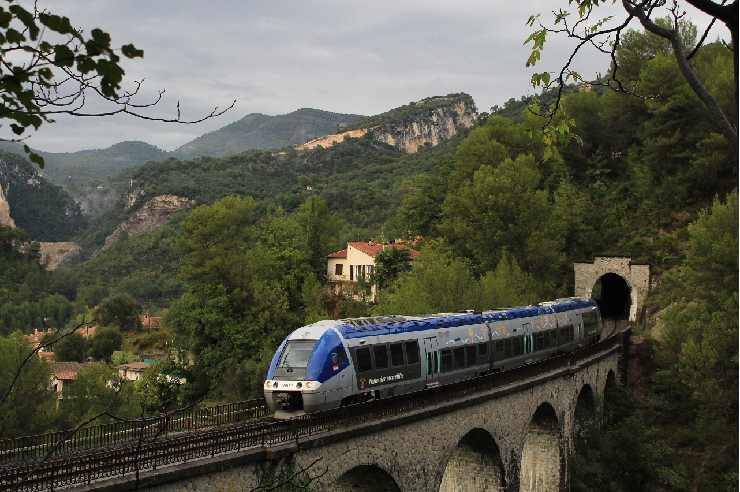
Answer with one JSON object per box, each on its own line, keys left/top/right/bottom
{"left": 350, "top": 265, "right": 354, "bottom": 281}
{"left": 335, "top": 263, "right": 343, "bottom": 276}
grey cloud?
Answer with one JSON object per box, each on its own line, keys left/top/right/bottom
{"left": 14, "top": 0, "right": 727, "bottom": 152}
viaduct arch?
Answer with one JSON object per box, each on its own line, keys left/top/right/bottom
{"left": 574, "top": 257, "right": 650, "bottom": 322}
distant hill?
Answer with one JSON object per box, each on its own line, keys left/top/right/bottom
{"left": 171, "top": 108, "right": 364, "bottom": 159}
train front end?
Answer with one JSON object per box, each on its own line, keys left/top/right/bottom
{"left": 264, "top": 321, "right": 350, "bottom": 418}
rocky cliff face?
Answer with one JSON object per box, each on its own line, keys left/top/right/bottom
{"left": 370, "top": 97, "right": 477, "bottom": 153}
{"left": 0, "top": 184, "right": 15, "bottom": 228}
{"left": 295, "top": 93, "right": 477, "bottom": 153}
{"left": 103, "top": 194, "right": 194, "bottom": 250}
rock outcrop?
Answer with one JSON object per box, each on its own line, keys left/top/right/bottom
{"left": 103, "top": 194, "right": 194, "bottom": 250}
{"left": 295, "top": 93, "right": 477, "bottom": 154}
{"left": 38, "top": 242, "right": 81, "bottom": 270}
{"left": 296, "top": 128, "right": 369, "bottom": 150}
{"left": 0, "top": 184, "right": 15, "bottom": 228}
{"left": 369, "top": 96, "right": 477, "bottom": 153}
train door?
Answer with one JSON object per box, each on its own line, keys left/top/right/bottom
{"left": 423, "top": 337, "right": 439, "bottom": 386}
{"left": 522, "top": 322, "right": 533, "bottom": 361}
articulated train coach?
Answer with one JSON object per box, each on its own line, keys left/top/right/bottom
{"left": 264, "top": 297, "right": 601, "bottom": 417}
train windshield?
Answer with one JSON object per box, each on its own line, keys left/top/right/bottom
{"left": 279, "top": 340, "right": 316, "bottom": 368}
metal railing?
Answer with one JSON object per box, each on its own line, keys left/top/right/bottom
{"left": 0, "top": 399, "right": 268, "bottom": 466}
{"left": 0, "top": 330, "right": 629, "bottom": 492}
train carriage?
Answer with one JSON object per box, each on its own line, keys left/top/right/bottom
{"left": 264, "top": 297, "right": 601, "bottom": 418}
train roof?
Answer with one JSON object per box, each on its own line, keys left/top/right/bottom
{"left": 283, "top": 298, "right": 596, "bottom": 341}
{"left": 337, "top": 297, "right": 596, "bottom": 339}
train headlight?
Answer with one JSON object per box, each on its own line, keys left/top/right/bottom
{"left": 264, "top": 380, "right": 271, "bottom": 388}
{"left": 272, "top": 381, "right": 279, "bottom": 388}
{"left": 296, "top": 382, "right": 302, "bottom": 389}
{"left": 305, "top": 381, "right": 316, "bottom": 390}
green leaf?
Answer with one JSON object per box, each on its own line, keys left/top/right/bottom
{"left": 9, "top": 5, "right": 40, "bottom": 40}
{"left": 38, "top": 13, "right": 77, "bottom": 36}
{"left": 53, "top": 44, "right": 75, "bottom": 67}
{"left": 0, "top": 8, "right": 11, "bottom": 28}
{"left": 121, "top": 43, "right": 144, "bottom": 58}
{"left": 5, "top": 28, "right": 25, "bottom": 44}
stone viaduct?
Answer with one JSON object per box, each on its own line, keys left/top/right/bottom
{"left": 80, "top": 337, "right": 625, "bottom": 492}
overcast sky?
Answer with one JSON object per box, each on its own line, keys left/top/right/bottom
{"left": 15, "top": 1, "right": 724, "bottom": 153}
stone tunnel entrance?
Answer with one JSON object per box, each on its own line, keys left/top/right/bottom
{"left": 439, "top": 428, "right": 506, "bottom": 491}
{"left": 335, "top": 464, "right": 400, "bottom": 492}
{"left": 574, "top": 257, "right": 650, "bottom": 323}
{"left": 519, "top": 403, "right": 562, "bottom": 492}
{"left": 592, "top": 273, "right": 631, "bottom": 320}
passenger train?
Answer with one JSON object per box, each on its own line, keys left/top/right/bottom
{"left": 264, "top": 297, "right": 602, "bottom": 417}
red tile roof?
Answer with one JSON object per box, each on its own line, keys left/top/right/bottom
{"left": 327, "top": 249, "right": 347, "bottom": 259}
{"left": 52, "top": 362, "right": 83, "bottom": 381}
{"left": 348, "top": 241, "right": 420, "bottom": 259}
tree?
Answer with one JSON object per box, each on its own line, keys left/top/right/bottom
{"left": 54, "top": 332, "right": 88, "bottom": 362}
{"left": 371, "top": 247, "right": 412, "bottom": 290}
{"left": 439, "top": 153, "right": 565, "bottom": 285}
{"left": 167, "top": 196, "right": 300, "bottom": 399}
{"left": 95, "top": 293, "right": 142, "bottom": 331}
{"left": 372, "top": 243, "right": 480, "bottom": 315}
{"left": 526, "top": 1, "right": 738, "bottom": 152}
{"left": 0, "top": 1, "right": 234, "bottom": 165}
{"left": 88, "top": 326, "right": 123, "bottom": 361}
{"left": 294, "top": 196, "right": 343, "bottom": 279}
{"left": 0, "top": 333, "right": 55, "bottom": 437}
{"left": 479, "top": 252, "right": 540, "bottom": 308}
{"left": 58, "top": 363, "right": 140, "bottom": 428}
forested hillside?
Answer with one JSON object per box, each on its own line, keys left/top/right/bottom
{"left": 172, "top": 108, "right": 364, "bottom": 159}
{"left": 0, "top": 19, "right": 735, "bottom": 490}
{"left": 0, "top": 152, "right": 86, "bottom": 241}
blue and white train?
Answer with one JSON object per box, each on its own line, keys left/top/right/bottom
{"left": 264, "top": 297, "right": 601, "bottom": 417}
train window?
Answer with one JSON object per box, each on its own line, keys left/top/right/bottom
{"left": 504, "top": 338, "right": 512, "bottom": 358}
{"left": 373, "top": 345, "right": 389, "bottom": 369}
{"left": 405, "top": 341, "right": 420, "bottom": 364}
{"left": 466, "top": 345, "right": 476, "bottom": 366}
{"left": 356, "top": 348, "right": 372, "bottom": 372}
{"left": 513, "top": 336, "right": 524, "bottom": 356}
{"left": 390, "top": 343, "right": 404, "bottom": 366}
{"left": 534, "top": 332, "right": 545, "bottom": 351}
{"left": 453, "top": 347, "right": 465, "bottom": 369}
{"left": 478, "top": 343, "right": 488, "bottom": 357}
{"left": 440, "top": 350, "right": 453, "bottom": 372}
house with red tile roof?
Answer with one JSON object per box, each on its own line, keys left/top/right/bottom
{"left": 50, "top": 362, "right": 86, "bottom": 400}
{"left": 326, "top": 240, "right": 420, "bottom": 302}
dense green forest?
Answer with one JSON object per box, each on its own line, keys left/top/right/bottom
{"left": 0, "top": 19, "right": 735, "bottom": 491}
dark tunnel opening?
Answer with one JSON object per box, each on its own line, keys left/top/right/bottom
{"left": 592, "top": 273, "right": 631, "bottom": 320}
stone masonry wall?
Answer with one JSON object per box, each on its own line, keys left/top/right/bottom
{"left": 574, "top": 257, "right": 650, "bottom": 321}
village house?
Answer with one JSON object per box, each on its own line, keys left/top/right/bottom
{"left": 326, "top": 240, "right": 420, "bottom": 302}
{"left": 117, "top": 361, "right": 151, "bottom": 381}
{"left": 50, "top": 362, "right": 85, "bottom": 400}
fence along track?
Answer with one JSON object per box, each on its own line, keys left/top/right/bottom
{"left": 0, "top": 399, "right": 268, "bottom": 466}
{"left": 0, "top": 331, "right": 628, "bottom": 492}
